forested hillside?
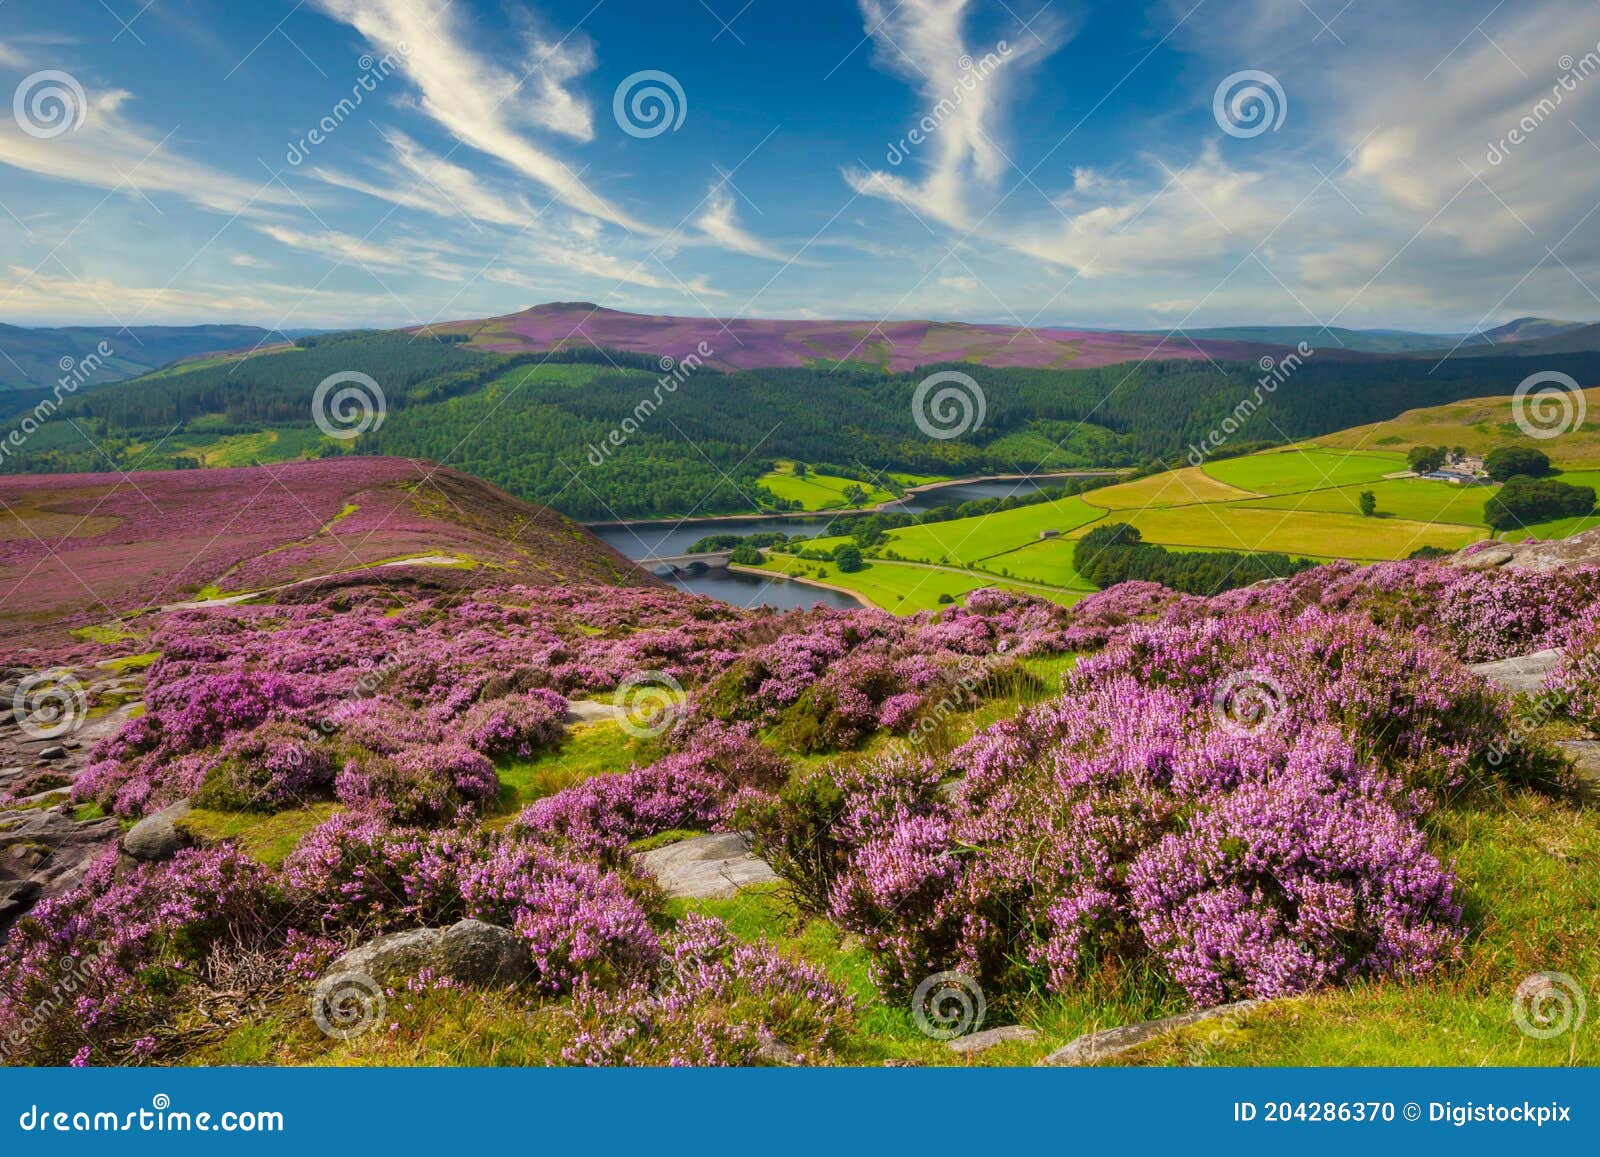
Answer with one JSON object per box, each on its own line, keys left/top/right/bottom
{"left": 7, "top": 328, "right": 1599, "bottom": 520}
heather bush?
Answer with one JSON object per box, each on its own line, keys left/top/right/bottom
{"left": 333, "top": 742, "right": 498, "bottom": 824}
{"left": 0, "top": 847, "right": 281, "bottom": 1065}
{"left": 516, "top": 722, "right": 787, "bottom": 857}
{"left": 459, "top": 689, "right": 568, "bottom": 758}
{"left": 282, "top": 812, "right": 469, "bottom": 931}
{"left": 561, "top": 914, "right": 854, "bottom": 1065}
{"left": 194, "top": 721, "right": 335, "bottom": 812}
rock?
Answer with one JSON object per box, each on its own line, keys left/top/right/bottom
{"left": 0, "top": 808, "right": 120, "bottom": 933}
{"left": 437, "top": 919, "right": 534, "bottom": 985}
{"left": 1505, "top": 526, "right": 1600, "bottom": 571}
{"left": 36, "top": 746, "right": 66, "bottom": 761}
{"left": 946, "top": 1025, "right": 1040, "bottom": 1055}
{"left": 327, "top": 920, "right": 531, "bottom": 987}
{"left": 328, "top": 928, "right": 445, "bottom": 986}
{"left": 1038, "top": 1001, "right": 1263, "bottom": 1066}
{"left": 565, "top": 699, "right": 616, "bottom": 725}
{"left": 1468, "top": 649, "right": 1562, "bottom": 695}
{"left": 1558, "top": 740, "right": 1600, "bottom": 799}
{"left": 121, "top": 800, "right": 194, "bottom": 862}
{"left": 1450, "top": 545, "right": 1513, "bottom": 570}
{"left": 635, "top": 832, "right": 778, "bottom": 899}
{"left": 753, "top": 1035, "right": 803, "bottom": 1066}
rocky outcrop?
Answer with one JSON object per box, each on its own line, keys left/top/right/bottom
{"left": 1038, "top": 1001, "right": 1263, "bottom": 1066}
{"left": 635, "top": 832, "right": 778, "bottom": 899}
{"left": 122, "top": 800, "right": 193, "bottom": 862}
{"left": 0, "top": 807, "right": 121, "bottom": 932}
{"left": 1468, "top": 649, "right": 1562, "bottom": 695}
{"left": 325, "top": 920, "right": 533, "bottom": 987}
{"left": 1449, "top": 527, "right": 1600, "bottom": 573}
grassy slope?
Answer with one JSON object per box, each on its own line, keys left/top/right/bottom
{"left": 756, "top": 461, "right": 898, "bottom": 511}
{"left": 1320, "top": 385, "right": 1600, "bottom": 467}
{"left": 746, "top": 555, "right": 1083, "bottom": 613}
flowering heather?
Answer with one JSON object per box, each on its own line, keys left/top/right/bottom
{"left": 516, "top": 722, "right": 788, "bottom": 857}
{"left": 459, "top": 689, "right": 568, "bottom": 758}
{"left": 0, "top": 847, "right": 280, "bottom": 1066}
{"left": 562, "top": 913, "right": 854, "bottom": 1066}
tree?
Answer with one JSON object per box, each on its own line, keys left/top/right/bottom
{"left": 833, "top": 543, "right": 865, "bottom": 572}
{"left": 1408, "top": 445, "right": 1446, "bottom": 474}
{"left": 1484, "top": 445, "right": 1551, "bottom": 481}
{"left": 729, "top": 544, "right": 763, "bottom": 565}
{"left": 1358, "top": 490, "right": 1378, "bottom": 517}
{"left": 1484, "top": 475, "right": 1596, "bottom": 530}
{"left": 793, "top": 461, "right": 808, "bottom": 477}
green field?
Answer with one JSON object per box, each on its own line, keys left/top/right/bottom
{"left": 743, "top": 556, "right": 1083, "bottom": 613}
{"left": 1239, "top": 476, "right": 1494, "bottom": 525}
{"left": 756, "top": 461, "right": 899, "bottom": 511}
{"left": 879, "top": 495, "right": 1107, "bottom": 565}
{"left": 1203, "top": 447, "right": 1406, "bottom": 494}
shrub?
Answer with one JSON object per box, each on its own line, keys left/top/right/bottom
{"left": 194, "top": 722, "right": 334, "bottom": 812}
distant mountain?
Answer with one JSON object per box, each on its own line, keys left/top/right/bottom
{"left": 1427, "top": 321, "right": 1600, "bottom": 359}
{"left": 1172, "top": 325, "right": 1487, "bottom": 354}
{"left": 0, "top": 324, "right": 293, "bottom": 390}
{"left": 416, "top": 302, "right": 1371, "bottom": 373}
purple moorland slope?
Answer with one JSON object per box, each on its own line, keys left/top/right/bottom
{"left": 419, "top": 302, "right": 1356, "bottom": 373}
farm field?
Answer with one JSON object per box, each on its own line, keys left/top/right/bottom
{"left": 742, "top": 555, "right": 1083, "bottom": 613}
{"left": 1320, "top": 385, "right": 1600, "bottom": 467}
{"left": 1202, "top": 447, "right": 1406, "bottom": 494}
{"left": 755, "top": 460, "right": 899, "bottom": 511}
{"left": 878, "top": 495, "right": 1107, "bottom": 565}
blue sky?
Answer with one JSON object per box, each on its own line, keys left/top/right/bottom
{"left": 2, "top": 0, "right": 1599, "bottom": 332}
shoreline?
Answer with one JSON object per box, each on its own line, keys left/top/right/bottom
{"left": 727, "top": 563, "right": 879, "bottom": 611}
{"left": 581, "top": 469, "right": 1129, "bottom": 529}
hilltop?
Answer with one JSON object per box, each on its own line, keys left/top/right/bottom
{"left": 414, "top": 301, "right": 1347, "bottom": 373}
{"left": 0, "top": 456, "right": 653, "bottom": 651}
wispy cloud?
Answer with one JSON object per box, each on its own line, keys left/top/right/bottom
{"left": 309, "top": 0, "right": 653, "bottom": 233}
{"left": 695, "top": 184, "right": 792, "bottom": 262}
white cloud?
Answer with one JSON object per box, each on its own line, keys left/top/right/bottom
{"left": 0, "top": 85, "right": 298, "bottom": 216}
{"left": 255, "top": 222, "right": 467, "bottom": 283}
{"left": 309, "top": 0, "right": 652, "bottom": 233}
{"left": 695, "top": 184, "right": 792, "bottom": 262}
{"left": 0, "top": 40, "right": 27, "bottom": 70}
{"left": 844, "top": 0, "right": 1064, "bottom": 229}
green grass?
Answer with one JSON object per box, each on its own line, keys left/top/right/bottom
{"left": 756, "top": 461, "right": 896, "bottom": 511}
{"left": 744, "top": 556, "right": 1082, "bottom": 613}
{"left": 879, "top": 495, "right": 1107, "bottom": 566}
{"left": 1115, "top": 504, "right": 1482, "bottom": 560}
{"left": 1202, "top": 447, "right": 1405, "bottom": 494}
{"left": 1240, "top": 476, "right": 1494, "bottom": 525}
{"left": 178, "top": 802, "right": 341, "bottom": 869}
{"left": 491, "top": 720, "right": 642, "bottom": 813}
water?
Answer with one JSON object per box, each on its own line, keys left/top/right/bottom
{"left": 665, "top": 567, "right": 864, "bottom": 611}
{"left": 586, "top": 473, "right": 1097, "bottom": 612}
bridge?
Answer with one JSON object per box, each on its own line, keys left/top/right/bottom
{"left": 637, "top": 550, "right": 734, "bottom": 576}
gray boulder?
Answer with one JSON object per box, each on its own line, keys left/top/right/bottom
{"left": 122, "top": 800, "right": 193, "bottom": 862}
{"left": 947, "top": 1025, "right": 1039, "bottom": 1055}
{"left": 1039, "top": 1000, "right": 1263, "bottom": 1066}
{"left": 635, "top": 832, "right": 778, "bottom": 899}
{"left": 326, "top": 920, "right": 531, "bottom": 987}
{"left": 1468, "top": 649, "right": 1561, "bottom": 696}
{"left": 438, "top": 919, "right": 534, "bottom": 985}
{"left": 1449, "top": 546, "right": 1513, "bottom": 571}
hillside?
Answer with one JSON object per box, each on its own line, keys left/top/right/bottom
{"left": 416, "top": 301, "right": 1348, "bottom": 373}
{"left": 0, "top": 323, "right": 294, "bottom": 391}
{"left": 0, "top": 456, "right": 654, "bottom": 650}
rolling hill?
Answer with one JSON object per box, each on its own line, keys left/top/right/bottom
{"left": 0, "top": 456, "right": 655, "bottom": 648}
{"left": 0, "top": 324, "right": 297, "bottom": 390}
{"left": 415, "top": 301, "right": 1368, "bottom": 373}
